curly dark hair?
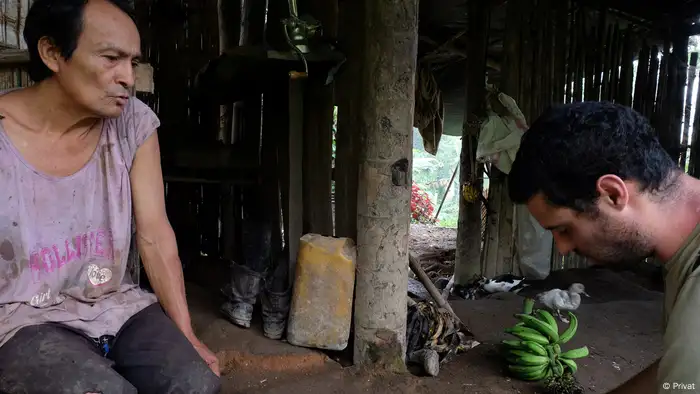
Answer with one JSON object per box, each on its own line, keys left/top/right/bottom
{"left": 23, "top": 0, "right": 136, "bottom": 82}
{"left": 508, "top": 101, "right": 681, "bottom": 212}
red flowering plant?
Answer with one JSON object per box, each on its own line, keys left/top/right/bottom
{"left": 411, "top": 182, "right": 437, "bottom": 224}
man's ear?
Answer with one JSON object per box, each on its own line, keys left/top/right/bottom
{"left": 595, "top": 174, "right": 629, "bottom": 211}
{"left": 37, "top": 36, "right": 62, "bottom": 74}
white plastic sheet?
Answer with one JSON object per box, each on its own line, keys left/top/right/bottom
{"left": 476, "top": 85, "right": 552, "bottom": 279}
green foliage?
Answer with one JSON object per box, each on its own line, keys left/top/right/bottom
{"left": 331, "top": 109, "right": 462, "bottom": 228}
{"left": 412, "top": 129, "right": 461, "bottom": 228}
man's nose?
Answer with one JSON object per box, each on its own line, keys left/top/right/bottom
{"left": 116, "top": 62, "right": 135, "bottom": 90}
{"left": 553, "top": 233, "right": 574, "bottom": 255}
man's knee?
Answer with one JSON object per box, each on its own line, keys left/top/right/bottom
{"left": 170, "top": 363, "right": 221, "bottom": 394}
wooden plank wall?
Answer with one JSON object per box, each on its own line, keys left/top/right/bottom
{"left": 135, "top": 0, "right": 223, "bottom": 268}
{"left": 498, "top": 0, "right": 700, "bottom": 272}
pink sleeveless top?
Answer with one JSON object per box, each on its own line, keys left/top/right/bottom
{"left": 0, "top": 92, "right": 158, "bottom": 347}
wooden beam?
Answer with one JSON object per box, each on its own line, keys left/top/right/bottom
{"left": 0, "top": 49, "right": 29, "bottom": 66}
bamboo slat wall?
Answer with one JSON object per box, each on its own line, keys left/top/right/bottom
{"left": 134, "top": 0, "right": 224, "bottom": 267}
{"left": 0, "top": 0, "right": 29, "bottom": 49}
{"left": 0, "top": 0, "right": 31, "bottom": 89}
{"left": 504, "top": 0, "right": 700, "bottom": 271}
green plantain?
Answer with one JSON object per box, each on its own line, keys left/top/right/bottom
{"left": 535, "top": 309, "right": 559, "bottom": 333}
{"left": 560, "top": 346, "right": 589, "bottom": 359}
{"left": 508, "top": 350, "right": 550, "bottom": 366}
{"left": 522, "top": 341, "right": 548, "bottom": 357}
{"left": 505, "top": 326, "right": 551, "bottom": 346}
{"left": 514, "top": 313, "right": 560, "bottom": 343}
{"left": 559, "top": 357, "right": 578, "bottom": 374}
{"left": 557, "top": 311, "right": 578, "bottom": 344}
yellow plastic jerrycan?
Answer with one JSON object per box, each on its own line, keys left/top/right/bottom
{"left": 286, "top": 233, "right": 356, "bottom": 350}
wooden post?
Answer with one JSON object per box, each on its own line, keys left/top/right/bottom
{"left": 335, "top": 0, "right": 363, "bottom": 240}
{"left": 300, "top": 0, "right": 337, "bottom": 236}
{"left": 353, "top": 0, "right": 418, "bottom": 368}
{"left": 217, "top": 0, "right": 241, "bottom": 261}
{"left": 482, "top": 0, "right": 520, "bottom": 278}
{"left": 454, "top": 0, "right": 490, "bottom": 284}
{"left": 287, "top": 80, "right": 305, "bottom": 284}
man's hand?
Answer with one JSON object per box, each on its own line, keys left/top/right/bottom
{"left": 131, "top": 132, "right": 220, "bottom": 376}
{"left": 187, "top": 334, "right": 221, "bottom": 376}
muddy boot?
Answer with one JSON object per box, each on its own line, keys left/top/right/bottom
{"left": 408, "top": 349, "right": 440, "bottom": 377}
{"left": 220, "top": 262, "right": 265, "bottom": 328}
{"left": 261, "top": 251, "right": 291, "bottom": 340}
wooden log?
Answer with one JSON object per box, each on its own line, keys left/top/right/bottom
{"left": 409, "top": 253, "right": 461, "bottom": 323}
{"left": 353, "top": 0, "right": 419, "bottom": 368}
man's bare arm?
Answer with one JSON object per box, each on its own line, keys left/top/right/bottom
{"left": 607, "top": 359, "right": 659, "bottom": 394}
{"left": 130, "top": 131, "right": 194, "bottom": 338}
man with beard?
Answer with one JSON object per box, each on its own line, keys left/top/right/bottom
{"left": 509, "top": 101, "right": 700, "bottom": 394}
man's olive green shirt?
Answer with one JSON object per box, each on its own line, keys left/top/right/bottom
{"left": 658, "top": 222, "right": 700, "bottom": 393}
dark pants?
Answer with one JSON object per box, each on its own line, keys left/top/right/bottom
{"left": 0, "top": 303, "right": 221, "bottom": 394}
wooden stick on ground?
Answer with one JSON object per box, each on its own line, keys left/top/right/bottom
{"left": 409, "top": 252, "right": 463, "bottom": 326}
{"left": 441, "top": 274, "right": 455, "bottom": 299}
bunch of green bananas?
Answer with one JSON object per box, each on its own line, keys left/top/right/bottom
{"left": 501, "top": 298, "right": 589, "bottom": 382}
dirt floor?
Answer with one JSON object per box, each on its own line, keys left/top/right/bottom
{"left": 186, "top": 224, "right": 665, "bottom": 393}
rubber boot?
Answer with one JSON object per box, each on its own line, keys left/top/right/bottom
{"left": 261, "top": 251, "right": 291, "bottom": 340}
{"left": 220, "top": 261, "right": 265, "bottom": 328}
{"left": 408, "top": 349, "right": 440, "bottom": 377}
